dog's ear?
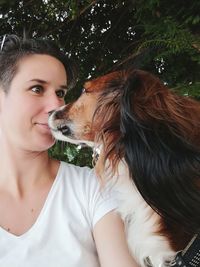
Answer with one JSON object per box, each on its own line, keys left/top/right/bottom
{"left": 120, "top": 69, "right": 200, "bottom": 235}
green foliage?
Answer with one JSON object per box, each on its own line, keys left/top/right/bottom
{"left": 48, "top": 141, "right": 93, "bottom": 167}
{"left": 172, "top": 82, "right": 200, "bottom": 100}
{"left": 0, "top": 0, "right": 199, "bottom": 166}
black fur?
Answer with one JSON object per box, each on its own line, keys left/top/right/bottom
{"left": 120, "top": 72, "right": 200, "bottom": 235}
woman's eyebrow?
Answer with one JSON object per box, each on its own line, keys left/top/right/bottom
{"left": 29, "top": 79, "right": 47, "bottom": 84}
{"left": 29, "top": 79, "right": 68, "bottom": 89}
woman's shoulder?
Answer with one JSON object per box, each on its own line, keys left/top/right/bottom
{"left": 57, "top": 161, "right": 98, "bottom": 188}
{"left": 57, "top": 162, "right": 104, "bottom": 207}
{"left": 57, "top": 161, "right": 117, "bottom": 228}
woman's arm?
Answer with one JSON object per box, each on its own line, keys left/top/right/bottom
{"left": 93, "top": 210, "right": 138, "bottom": 267}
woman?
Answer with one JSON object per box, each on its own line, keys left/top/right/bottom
{"left": 0, "top": 35, "right": 137, "bottom": 267}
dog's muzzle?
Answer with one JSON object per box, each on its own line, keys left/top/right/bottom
{"left": 48, "top": 107, "right": 72, "bottom": 137}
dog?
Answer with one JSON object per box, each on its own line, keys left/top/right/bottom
{"left": 48, "top": 69, "right": 200, "bottom": 266}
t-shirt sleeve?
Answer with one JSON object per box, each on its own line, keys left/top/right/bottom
{"left": 83, "top": 168, "right": 118, "bottom": 228}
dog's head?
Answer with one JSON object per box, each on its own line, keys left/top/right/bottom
{"left": 49, "top": 68, "right": 200, "bottom": 162}
{"left": 48, "top": 71, "right": 123, "bottom": 147}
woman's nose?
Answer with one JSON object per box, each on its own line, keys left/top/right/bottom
{"left": 45, "top": 94, "right": 64, "bottom": 114}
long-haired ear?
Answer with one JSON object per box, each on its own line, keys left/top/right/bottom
{"left": 120, "top": 70, "right": 149, "bottom": 155}
{"left": 120, "top": 69, "right": 200, "bottom": 235}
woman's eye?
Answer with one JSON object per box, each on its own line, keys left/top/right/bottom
{"left": 56, "top": 89, "right": 66, "bottom": 98}
{"left": 31, "top": 85, "right": 43, "bottom": 94}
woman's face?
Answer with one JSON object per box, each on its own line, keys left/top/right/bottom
{"left": 0, "top": 54, "right": 67, "bottom": 152}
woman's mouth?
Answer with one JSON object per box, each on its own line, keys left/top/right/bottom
{"left": 35, "top": 123, "right": 52, "bottom": 134}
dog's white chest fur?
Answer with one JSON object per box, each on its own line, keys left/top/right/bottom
{"left": 106, "top": 161, "right": 176, "bottom": 267}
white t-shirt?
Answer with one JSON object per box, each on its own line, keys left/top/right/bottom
{"left": 0, "top": 162, "right": 117, "bottom": 267}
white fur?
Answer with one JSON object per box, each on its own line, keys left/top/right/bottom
{"left": 50, "top": 128, "right": 94, "bottom": 147}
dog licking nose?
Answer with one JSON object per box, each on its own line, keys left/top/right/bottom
{"left": 48, "top": 108, "right": 72, "bottom": 136}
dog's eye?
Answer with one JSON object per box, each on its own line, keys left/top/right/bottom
{"left": 82, "top": 88, "right": 89, "bottom": 94}
{"left": 56, "top": 89, "right": 67, "bottom": 98}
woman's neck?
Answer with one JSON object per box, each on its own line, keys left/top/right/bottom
{"left": 0, "top": 140, "right": 57, "bottom": 196}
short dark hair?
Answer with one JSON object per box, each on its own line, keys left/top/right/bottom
{"left": 0, "top": 34, "right": 77, "bottom": 91}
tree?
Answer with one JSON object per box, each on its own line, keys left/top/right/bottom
{"left": 0, "top": 0, "right": 199, "bottom": 165}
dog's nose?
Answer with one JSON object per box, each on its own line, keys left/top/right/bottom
{"left": 58, "top": 125, "right": 71, "bottom": 136}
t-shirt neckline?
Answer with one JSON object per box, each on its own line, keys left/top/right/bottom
{"left": 0, "top": 161, "right": 63, "bottom": 239}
